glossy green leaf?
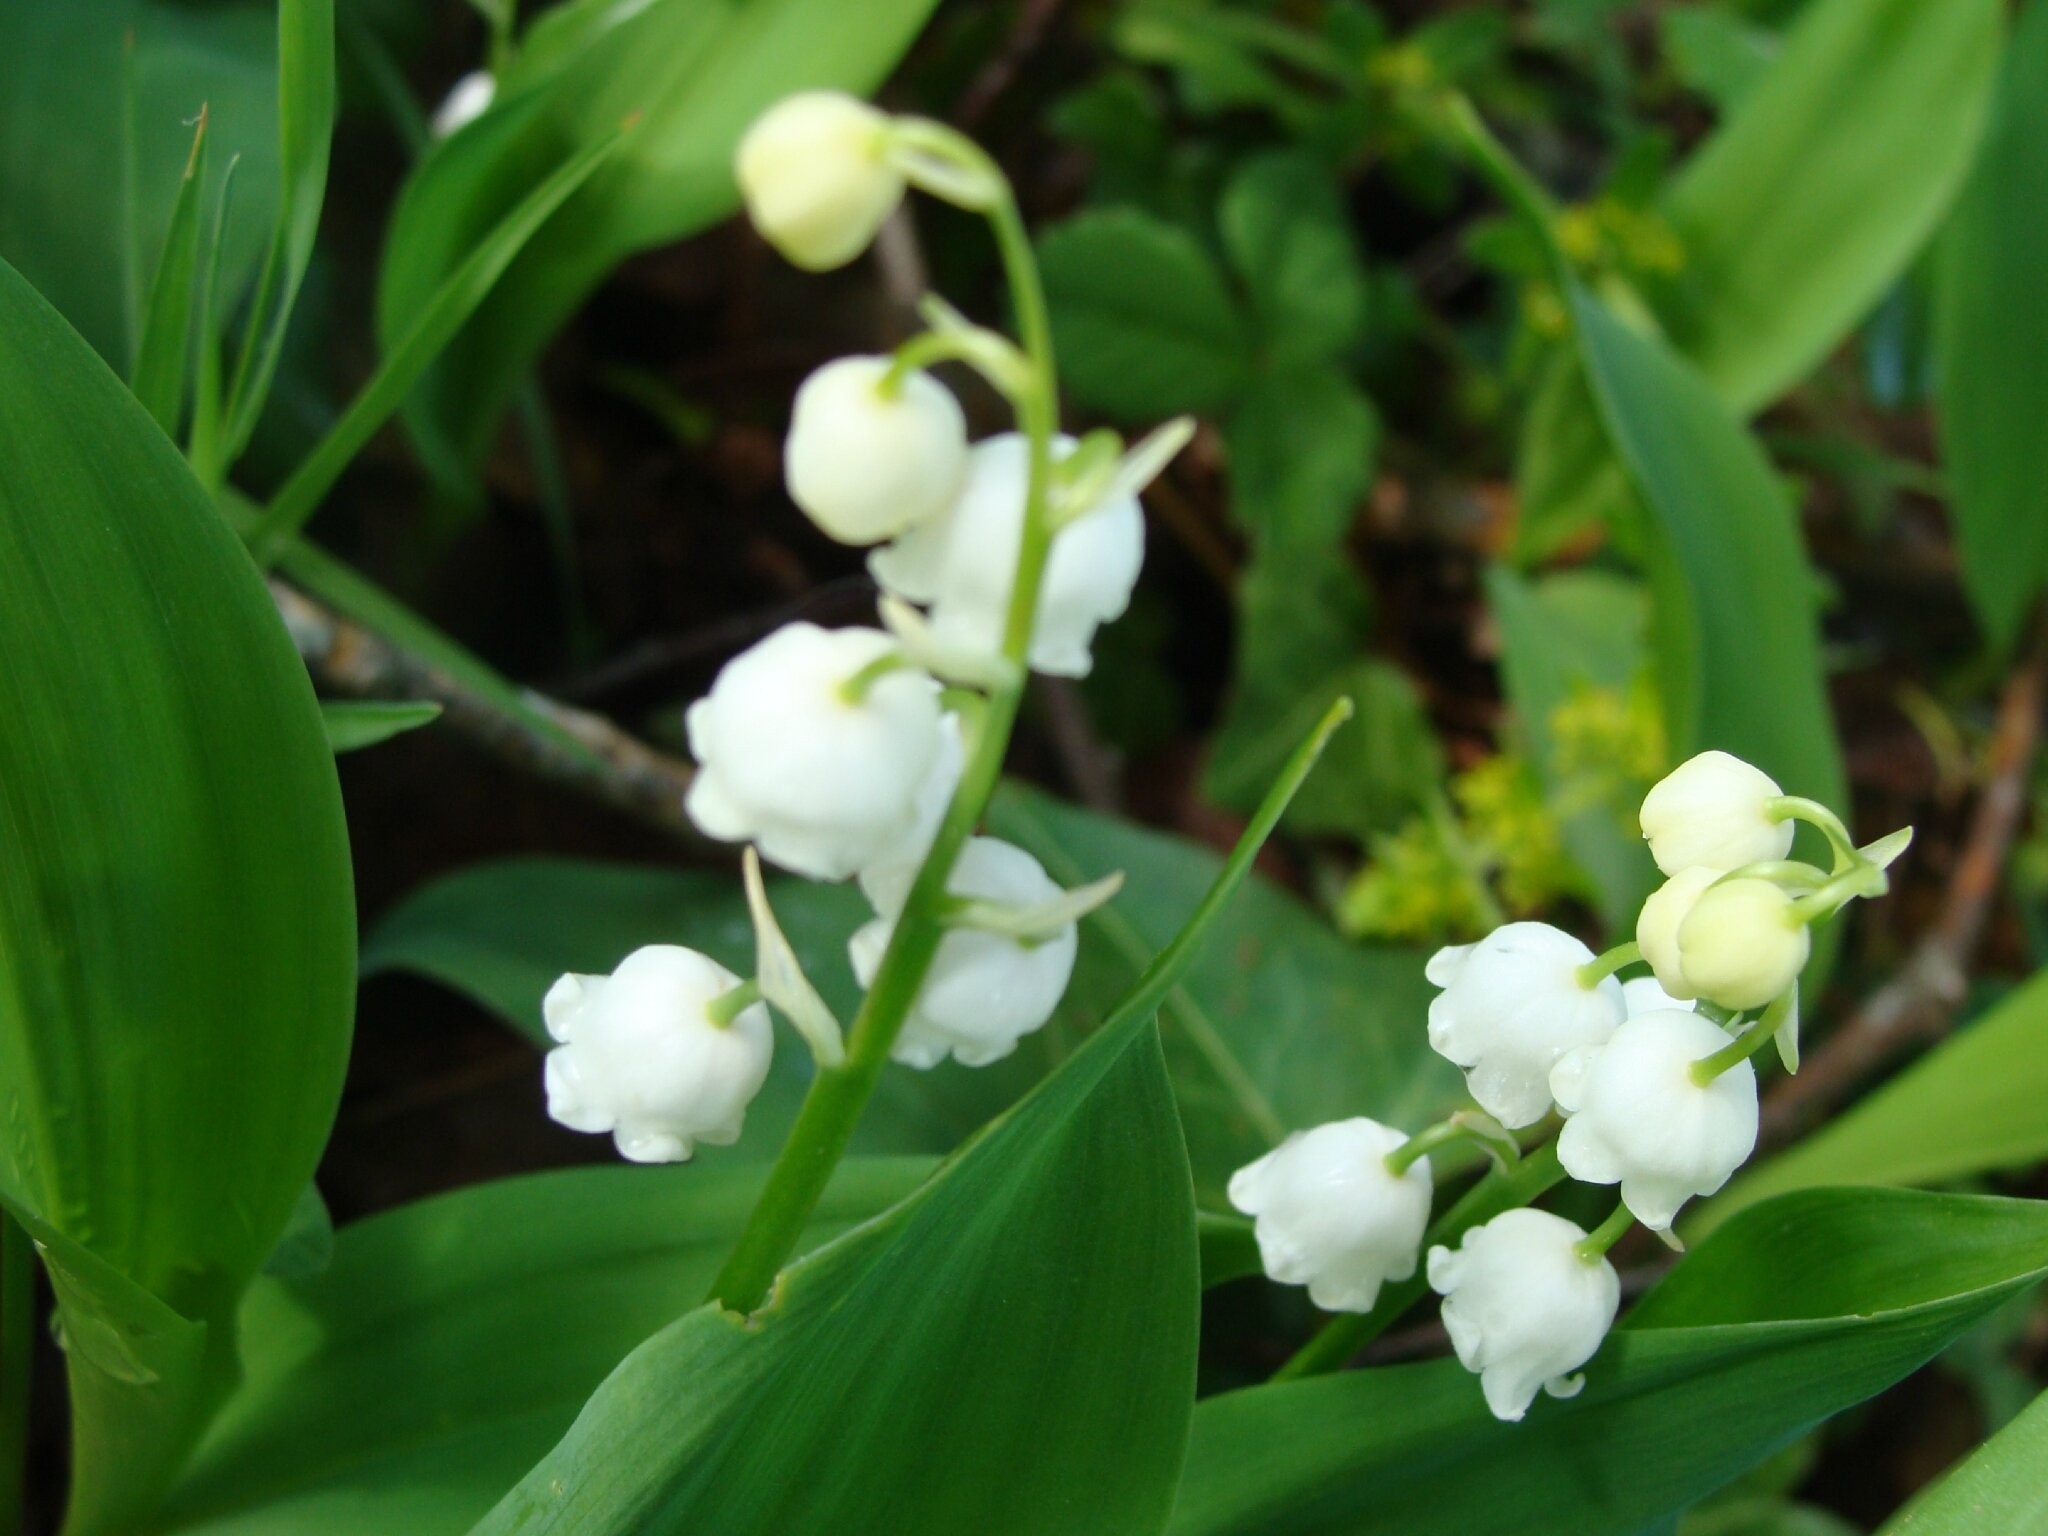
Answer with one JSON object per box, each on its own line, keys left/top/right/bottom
{"left": 320, "top": 700, "right": 443, "bottom": 753}
{"left": 363, "top": 795, "right": 1462, "bottom": 1208}
{"left": 0, "top": 0, "right": 280, "bottom": 368}
{"left": 377, "top": 0, "right": 939, "bottom": 469}
{"left": 469, "top": 1011, "right": 1197, "bottom": 1535}
{"left": 131, "top": 111, "right": 209, "bottom": 435}
{"left": 1878, "top": 1386, "right": 2048, "bottom": 1534}
{"left": 0, "top": 257, "right": 354, "bottom": 1529}
{"left": 1569, "top": 287, "right": 1845, "bottom": 823}
{"left": 1218, "top": 152, "right": 1368, "bottom": 370}
{"left": 1711, "top": 970, "right": 2048, "bottom": 1226}
{"left": 156, "top": 1160, "right": 929, "bottom": 1536}
{"left": 1485, "top": 565, "right": 1660, "bottom": 934}
{"left": 1659, "top": 0, "right": 2002, "bottom": 412}
{"left": 1225, "top": 367, "right": 1379, "bottom": 549}
{"left": 1039, "top": 207, "right": 1254, "bottom": 421}
{"left": 1170, "top": 1189, "right": 2048, "bottom": 1536}
{"left": 1934, "top": 0, "right": 2048, "bottom": 649}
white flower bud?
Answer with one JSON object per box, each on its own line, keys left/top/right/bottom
{"left": 1621, "top": 974, "right": 1694, "bottom": 1018}
{"left": 1639, "top": 750, "right": 1793, "bottom": 877}
{"left": 1428, "top": 1209, "right": 1619, "bottom": 1422}
{"left": 734, "top": 91, "right": 904, "bottom": 271}
{"left": 1228, "top": 1119, "right": 1433, "bottom": 1314}
{"left": 785, "top": 357, "right": 968, "bottom": 545}
{"left": 685, "top": 623, "right": 944, "bottom": 881}
{"left": 869, "top": 433, "right": 1144, "bottom": 679}
{"left": 1425, "top": 922, "right": 1626, "bottom": 1130}
{"left": 431, "top": 70, "right": 496, "bottom": 138}
{"left": 1551, "top": 1009, "right": 1758, "bottom": 1230}
{"left": 1676, "top": 876, "right": 1810, "bottom": 1011}
{"left": 542, "top": 946, "right": 772, "bottom": 1163}
{"left": 1635, "top": 866, "right": 1718, "bottom": 1002}
{"left": 849, "top": 837, "right": 1077, "bottom": 1068}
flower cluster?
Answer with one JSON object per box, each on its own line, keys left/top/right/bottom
{"left": 1233, "top": 749, "right": 1909, "bottom": 1420}
{"left": 537, "top": 92, "right": 1175, "bottom": 1168}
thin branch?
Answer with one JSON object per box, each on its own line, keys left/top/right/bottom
{"left": 271, "top": 579, "right": 707, "bottom": 846}
{"left": 1760, "top": 611, "right": 2048, "bottom": 1148}
{"left": 954, "top": 0, "right": 1067, "bottom": 128}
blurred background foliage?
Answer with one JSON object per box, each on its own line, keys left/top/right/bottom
{"left": 5, "top": 0, "right": 2048, "bottom": 1531}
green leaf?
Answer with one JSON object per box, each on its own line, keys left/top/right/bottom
{"left": 1934, "top": 0, "right": 2048, "bottom": 649}
{"left": 0, "top": 256, "right": 355, "bottom": 1529}
{"left": 1218, "top": 152, "right": 1368, "bottom": 370}
{"left": 376, "top": 0, "right": 939, "bottom": 470}
{"left": 988, "top": 785, "right": 1463, "bottom": 1204}
{"left": 1658, "top": 0, "right": 2003, "bottom": 412}
{"left": 469, "top": 1012, "right": 1197, "bottom": 1535}
{"left": 1510, "top": 349, "right": 1640, "bottom": 565}
{"left": 1484, "top": 565, "right": 1660, "bottom": 934}
{"left": 1039, "top": 207, "right": 1254, "bottom": 421}
{"left": 1568, "top": 288, "right": 1845, "bottom": 828}
{"left": 1710, "top": 970, "right": 2048, "bottom": 1227}
{"left": 1169, "top": 1188, "right": 2048, "bottom": 1536}
{"left": 131, "top": 109, "right": 209, "bottom": 435}
{"left": 1877, "top": 1386, "right": 2048, "bottom": 1534}
{"left": 0, "top": 0, "right": 280, "bottom": 369}
{"left": 320, "top": 700, "right": 443, "bottom": 753}
{"left": 1224, "top": 367, "right": 1379, "bottom": 548}
{"left": 1660, "top": 8, "right": 1779, "bottom": 113}
{"left": 1205, "top": 550, "right": 1442, "bottom": 839}
{"left": 156, "top": 1160, "right": 929, "bottom": 1536}
{"left": 250, "top": 124, "right": 625, "bottom": 558}
{"left": 259, "top": 1184, "right": 333, "bottom": 1283}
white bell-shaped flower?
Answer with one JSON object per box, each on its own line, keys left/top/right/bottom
{"left": 734, "top": 91, "right": 904, "bottom": 271}
{"left": 1639, "top": 750, "right": 1793, "bottom": 877}
{"left": 1551, "top": 1008, "right": 1758, "bottom": 1230}
{"left": 1425, "top": 922, "right": 1626, "bottom": 1129}
{"left": 685, "top": 623, "right": 945, "bottom": 882}
{"left": 542, "top": 945, "right": 772, "bottom": 1164}
{"left": 869, "top": 433, "right": 1144, "bottom": 679}
{"left": 431, "top": 70, "right": 496, "bottom": 138}
{"left": 1635, "top": 866, "right": 1717, "bottom": 1002}
{"left": 855, "top": 711, "right": 965, "bottom": 910}
{"left": 1228, "top": 1118, "right": 1433, "bottom": 1314}
{"left": 785, "top": 357, "right": 968, "bottom": 545}
{"left": 1621, "top": 974, "right": 1694, "bottom": 1017}
{"left": 849, "top": 837, "right": 1077, "bottom": 1068}
{"left": 1428, "top": 1208, "right": 1620, "bottom": 1422}
{"left": 1677, "top": 876, "right": 1810, "bottom": 1011}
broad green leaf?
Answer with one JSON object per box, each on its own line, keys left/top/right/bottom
{"left": 1170, "top": 1189, "right": 2048, "bottom": 1536}
{"left": 1225, "top": 367, "right": 1379, "bottom": 548}
{"left": 376, "top": 0, "right": 939, "bottom": 469}
{"left": 1661, "top": 8, "right": 1779, "bottom": 112}
{"left": 320, "top": 700, "right": 443, "bottom": 753}
{"left": 0, "top": 0, "right": 279, "bottom": 368}
{"left": 469, "top": 1012, "right": 1197, "bottom": 1535}
{"left": 131, "top": 111, "right": 209, "bottom": 435}
{"left": 0, "top": 257, "right": 354, "bottom": 1530}
{"left": 1659, "top": 0, "right": 2002, "bottom": 412}
{"left": 1039, "top": 207, "right": 1253, "bottom": 421}
{"left": 1934, "top": 0, "right": 2048, "bottom": 649}
{"left": 250, "top": 126, "right": 625, "bottom": 558}
{"left": 259, "top": 1185, "right": 333, "bottom": 1283}
{"left": 1710, "top": 970, "right": 2048, "bottom": 1226}
{"left": 363, "top": 794, "right": 1462, "bottom": 1210}
{"left": 1484, "top": 565, "right": 1660, "bottom": 934}
{"left": 1510, "top": 349, "right": 1639, "bottom": 565}
{"left": 1569, "top": 288, "right": 1845, "bottom": 826}
{"left": 1218, "top": 152, "right": 1368, "bottom": 370}
{"left": 1878, "top": 1386, "right": 2048, "bottom": 1534}
{"left": 156, "top": 1160, "right": 929, "bottom": 1536}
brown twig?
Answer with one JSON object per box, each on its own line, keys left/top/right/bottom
{"left": 954, "top": 0, "right": 1067, "bottom": 128}
{"left": 1760, "top": 611, "right": 2048, "bottom": 1149}
{"left": 271, "top": 579, "right": 707, "bottom": 846}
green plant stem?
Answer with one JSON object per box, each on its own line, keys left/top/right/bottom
{"left": 1768, "top": 796, "right": 1858, "bottom": 872}
{"left": 1691, "top": 1011, "right": 1785, "bottom": 1084}
{"left": 1575, "top": 1200, "right": 1634, "bottom": 1262}
{"left": 708, "top": 184, "right": 1060, "bottom": 1317}
{"left": 1576, "top": 941, "right": 1641, "bottom": 989}
{"left": 1273, "top": 1140, "right": 1566, "bottom": 1382}
{"left": 1434, "top": 91, "right": 1563, "bottom": 268}
{"left": 0, "top": 1212, "right": 32, "bottom": 1536}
